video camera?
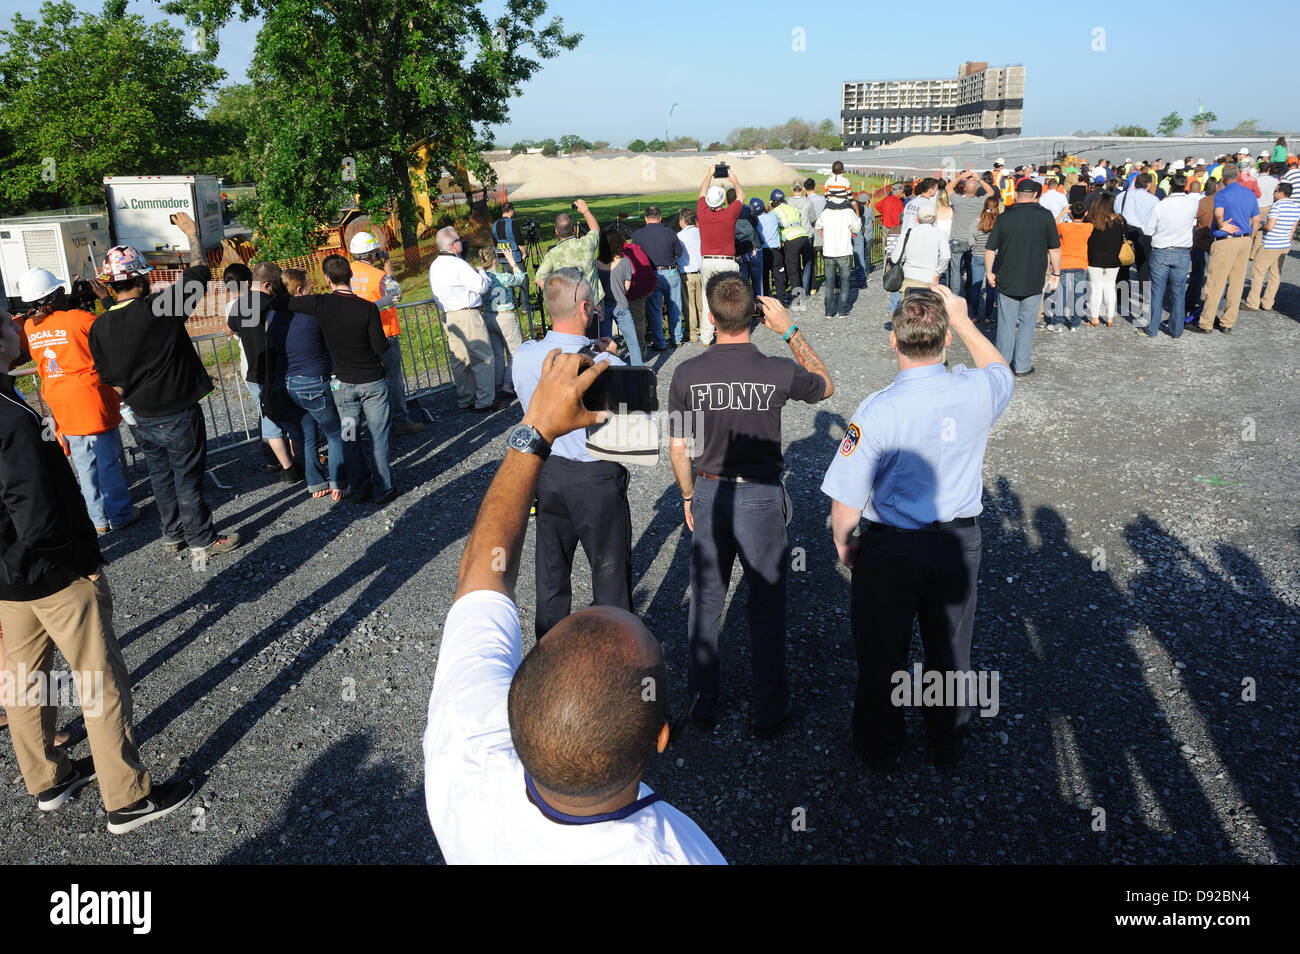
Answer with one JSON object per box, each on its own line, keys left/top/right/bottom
{"left": 518, "top": 217, "right": 540, "bottom": 245}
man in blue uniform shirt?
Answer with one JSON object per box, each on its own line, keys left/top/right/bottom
{"left": 822, "top": 285, "right": 1013, "bottom": 771}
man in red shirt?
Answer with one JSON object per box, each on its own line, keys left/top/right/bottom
{"left": 17, "top": 268, "right": 135, "bottom": 534}
{"left": 695, "top": 167, "right": 745, "bottom": 346}
{"left": 874, "top": 184, "right": 905, "bottom": 263}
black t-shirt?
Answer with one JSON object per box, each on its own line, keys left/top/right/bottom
{"left": 227, "top": 290, "right": 274, "bottom": 386}
{"left": 668, "top": 342, "right": 825, "bottom": 481}
{"left": 286, "top": 291, "right": 388, "bottom": 384}
{"left": 89, "top": 264, "right": 214, "bottom": 418}
{"left": 629, "top": 222, "right": 684, "bottom": 268}
{"left": 986, "top": 203, "right": 1061, "bottom": 298}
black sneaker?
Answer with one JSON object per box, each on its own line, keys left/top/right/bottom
{"left": 1218, "top": 326, "right": 1233, "bottom": 334}
{"left": 277, "top": 463, "right": 304, "bottom": 484}
{"left": 38, "top": 757, "right": 97, "bottom": 811}
{"left": 107, "top": 780, "right": 195, "bottom": 835}
{"left": 1187, "top": 324, "right": 1211, "bottom": 334}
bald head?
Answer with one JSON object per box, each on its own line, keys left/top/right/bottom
{"left": 508, "top": 606, "right": 667, "bottom": 802}
{"left": 554, "top": 212, "right": 574, "bottom": 238}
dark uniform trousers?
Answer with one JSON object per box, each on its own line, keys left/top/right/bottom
{"left": 534, "top": 455, "right": 633, "bottom": 638}
{"left": 782, "top": 237, "right": 812, "bottom": 301}
{"left": 850, "top": 522, "right": 982, "bottom": 759}
{"left": 687, "top": 477, "right": 790, "bottom": 726}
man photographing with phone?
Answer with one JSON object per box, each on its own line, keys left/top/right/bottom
{"left": 511, "top": 269, "right": 633, "bottom": 638}
{"left": 667, "top": 273, "right": 834, "bottom": 735}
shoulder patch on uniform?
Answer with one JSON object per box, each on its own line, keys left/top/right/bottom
{"left": 839, "top": 423, "right": 861, "bottom": 457}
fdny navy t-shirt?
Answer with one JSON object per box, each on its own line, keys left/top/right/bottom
{"left": 667, "top": 342, "right": 825, "bottom": 481}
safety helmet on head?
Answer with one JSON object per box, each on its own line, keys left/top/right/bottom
{"left": 748, "top": 197, "right": 766, "bottom": 215}
{"left": 99, "top": 246, "right": 152, "bottom": 282}
{"left": 769, "top": 188, "right": 785, "bottom": 203}
{"left": 18, "top": 267, "right": 65, "bottom": 306}
{"left": 349, "top": 231, "right": 382, "bottom": 256}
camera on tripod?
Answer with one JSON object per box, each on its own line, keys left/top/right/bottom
{"left": 518, "top": 217, "right": 540, "bottom": 245}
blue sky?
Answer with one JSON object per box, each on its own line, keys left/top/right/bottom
{"left": 8, "top": 0, "right": 1293, "bottom": 144}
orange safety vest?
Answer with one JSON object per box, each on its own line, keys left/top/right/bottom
{"left": 350, "top": 260, "right": 400, "bottom": 337}
{"left": 21, "top": 309, "right": 121, "bottom": 436}
{"left": 995, "top": 171, "right": 1015, "bottom": 207}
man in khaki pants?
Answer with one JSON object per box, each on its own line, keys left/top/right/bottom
{"left": 0, "top": 315, "right": 193, "bottom": 834}
{"left": 428, "top": 226, "right": 503, "bottom": 413}
{"left": 1192, "top": 163, "right": 1260, "bottom": 335}
{"left": 1245, "top": 182, "right": 1299, "bottom": 311}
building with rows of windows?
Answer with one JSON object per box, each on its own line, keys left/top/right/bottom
{"left": 840, "top": 62, "right": 1025, "bottom": 148}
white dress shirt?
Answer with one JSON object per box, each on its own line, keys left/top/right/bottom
{"left": 428, "top": 253, "right": 491, "bottom": 312}
{"left": 424, "top": 591, "right": 727, "bottom": 865}
{"left": 677, "top": 226, "right": 702, "bottom": 272}
{"left": 1143, "top": 193, "right": 1199, "bottom": 249}
{"left": 1117, "top": 187, "right": 1160, "bottom": 231}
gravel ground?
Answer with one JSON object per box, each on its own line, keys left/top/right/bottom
{"left": 4, "top": 256, "right": 1297, "bottom": 865}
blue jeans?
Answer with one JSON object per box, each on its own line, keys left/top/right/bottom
{"left": 286, "top": 375, "right": 346, "bottom": 492}
{"left": 599, "top": 302, "right": 615, "bottom": 340}
{"left": 611, "top": 304, "right": 644, "bottom": 365}
{"left": 947, "top": 241, "right": 971, "bottom": 297}
{"left": 134, "top": 404, "right": 215, "bottom": 547}
{"left": 995, "top": 293, "right": 1041, "bottom": 373}
{"left": 687, "top": 477, "right": 791, "bottom": 727}
{"left": 738, "top": 250, "right": 763, "bottom": 299}
{"left": 1045, "top": 268, "right": 1087, "bottom": 328}
{"left": 66, "top": 429, "right": 133, "bottom": 529}
{"left": 851, "top": 232, "right": 868, "bottom": 286}
{"left": 646, "top": 269, "right": 683, "bottom": 347}
{"left": 382, "top": 335, "right": 410, "bottom": 424}
{"left": 968, "top": 254, "right": 992, "bottom": 318}
{"left": 331, "top": 377, "right": 392, "bottom": 496}
{"left": 1147, "top": 246, "right": 1190, "bottom": 338}
{"left": 822, "top": 255, "right": 854, "bottom": 316}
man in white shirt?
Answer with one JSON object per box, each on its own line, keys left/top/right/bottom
{"left": 1038, "top": 178, "right": 1068, "bottom": 219}
{"left": 428, "top": 226, "right": 500, "bottom": 413}
{"left": 423, "top": 346, "right": 725, "bottom": 865}
{"left": 1117, "top": 173, "right": 1161, "bottom": 317}
{"left": 816, "top": 196, "right": 861, "bottom": 318}
{"left": 677, "top": 208, "right": 703, "bottom": 342}
{"left": 1141, "top": 173, "right": 1199, "bottom": 339}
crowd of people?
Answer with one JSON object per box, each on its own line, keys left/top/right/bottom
{"left": 1, "top": 141, "right": 1296, "bottom": 859}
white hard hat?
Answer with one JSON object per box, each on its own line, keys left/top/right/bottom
{"left": 18, "top": 267, "right": 64, "bottom": 305}
{"left": 348, "top": 231, "right": 381, "bottom": 255}
{"left": 1237, "top": 146, "right": 1250, "bottom": 155}
{"left": 1171, "top": 160, "right": 1185, "bottom": 171}
{"left": 994, "top": 156, "right": 1005, "bottom": 165}
{"left": 704, "top": 185, "right": 726, "bottom": 209}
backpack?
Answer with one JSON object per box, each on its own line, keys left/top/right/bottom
{"left": 623, "top": 241, "right": 658, "bottom": 299}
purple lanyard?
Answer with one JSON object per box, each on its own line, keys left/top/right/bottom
{"left": 524, "top": 772, "right": 662, "bottom": 825}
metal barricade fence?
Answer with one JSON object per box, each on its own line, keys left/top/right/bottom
{"left": 390, "top": 298, "right": 456, "bottom": 397}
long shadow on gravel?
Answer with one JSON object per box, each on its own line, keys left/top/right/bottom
{"left": 977, "top": 479, "right": 1282, "bottom": 863}
{"left": 132, "top": 445, "right": 499, "bottom": 781}
{"left": 219, "top": 731, "right": 436, "bottom": 864}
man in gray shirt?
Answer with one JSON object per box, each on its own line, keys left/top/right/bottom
{"left": 946, "top": 170, "right": 999, "bottom": 297}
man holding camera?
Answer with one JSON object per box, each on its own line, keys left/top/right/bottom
{"left": 667, "top": 274, "right": 834, "bottom": 734}
{"left": 511, "top": 270, "right": 631, "bottom": 638}
{"left": 695, "top": 166, "right": 745, "bottom": 346}
{"left": 535, "top": 200, "right": 603, "bottom": 330}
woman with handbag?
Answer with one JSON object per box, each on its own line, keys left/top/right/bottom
{"left": 1085, "top": 194, "right": 1126, "bottom": 327}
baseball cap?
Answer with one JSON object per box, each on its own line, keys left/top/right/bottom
{"left": 1015, "top": 179, "right": 1041, "bottom": 196}
{"left": 856, "top": 191, "right": 871, "bottom": 202}
{"left": 704, "top": 185, "right": 726, "bottom": 209}
{"left": 769, "top": 188, "right": 785, "bottom": 203}
{"left": 994, "top": 157, "right": 1005, "bottom": 166}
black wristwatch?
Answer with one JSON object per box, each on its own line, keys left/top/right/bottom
{"left": 507, "top": 423, "right": 551, "bottom": 460}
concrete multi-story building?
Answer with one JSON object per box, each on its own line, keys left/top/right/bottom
{"left": 841, "top": 62, "right": 1025, "bottom": 148}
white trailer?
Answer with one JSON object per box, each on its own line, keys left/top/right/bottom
{"left": 0, "top": 214, "right": 110, "bottom": 310}
{"left": 103, "top": 174, "right": 223, "bottom": 266}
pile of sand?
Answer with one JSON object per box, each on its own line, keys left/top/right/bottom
{"left": 489, "top": 153, "right": 799, "bottom": 200}
{"left": 875, "top": 134, "right": 988, "bottom": 150}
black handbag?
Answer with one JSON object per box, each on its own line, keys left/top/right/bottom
{"left": 881, "top": 229, "right": 911, "bottom": 293}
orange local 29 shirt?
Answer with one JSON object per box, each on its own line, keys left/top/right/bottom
{"left": 21, "top": 309, "right": 122, "bottom": 436}
{"left": 350, "top": 260, "right": 401, "bottom": 337}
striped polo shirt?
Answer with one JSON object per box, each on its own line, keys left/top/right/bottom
{"left": 1262, "top": 199, "right": 1300, "bottom": 250}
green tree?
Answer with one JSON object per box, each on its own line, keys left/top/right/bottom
{"left": 0, "top": 0, "right": 224, "bottom": 211}
{"left": 644, "top": 138, "right": 666, "bottom": 152}
{"left": 509, "top": 140, "right": 534, "bottom": 155}
{"left": 539, "top": 138, "right": 558, "bottom": 156}
{"left": 1109, "top": 124, "right": 1152, "bottom": 137}
{"left": 627, "top": 138, "right": 648, "bottom": 152}
{"left": 558, "top": 133, "right": 590, "bottom": 152}
{"left": 1228, "top": 118, "right": 1260, "bottom": 137}
{"left": 590, "top": 140, "right": 609, "bottom": 151}
{"left": 706, "top": 141, "right": 726, "bottom": 151}
{"left": 1156, "top": 111, "right": 1182, "bottom": 137}
{"left": 164, "top": 0, "right": 579, "bottom": 257}
{"left": 195, "top": 83, "right": 259, "bottom": 180}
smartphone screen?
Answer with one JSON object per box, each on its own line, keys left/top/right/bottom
{"left": 582, "top": 365, "right": 658, "bottom": 413}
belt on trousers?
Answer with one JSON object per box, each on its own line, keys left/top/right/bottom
{"left": 702, "top": 254, "right": 734, "bottom": 260}
{"left": 866, "top": 516, "right": 979, "bottom": 533}
{"left": 1213, "top": 234, "right": 1248, "bottom": 241}
{"left": 696, "top": 470, "right": 779, "bottom": 485}
{"left": 656, "top": 265, "right": 678, "bottom": 271}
